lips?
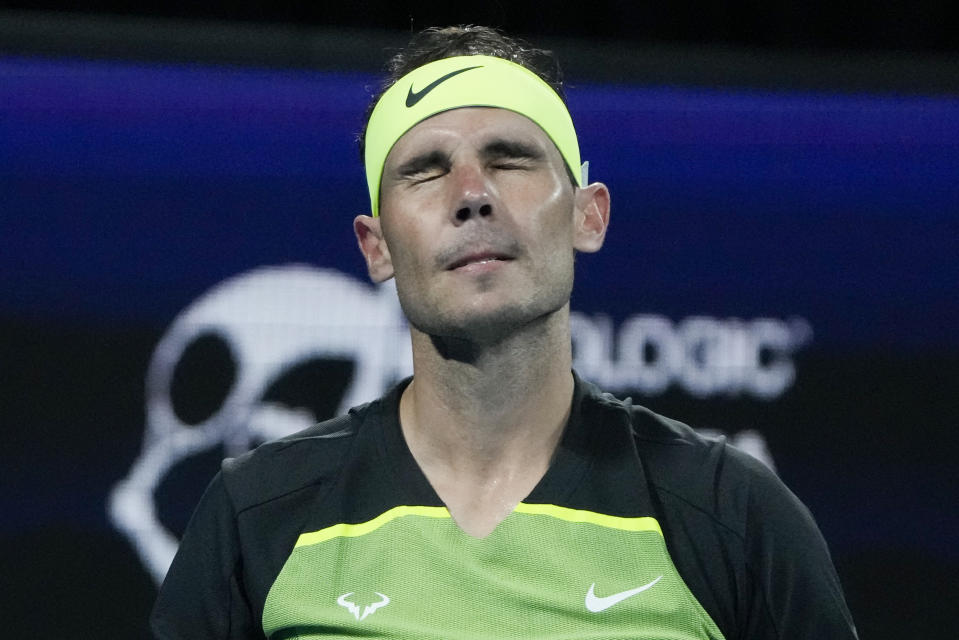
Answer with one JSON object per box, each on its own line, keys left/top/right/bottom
{"left": 446, "top": 251, "right": 514, "bottom": 270}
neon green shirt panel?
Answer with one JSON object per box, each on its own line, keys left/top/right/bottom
{"left": 262, "top": 503, "right": 726, "bottom": 639}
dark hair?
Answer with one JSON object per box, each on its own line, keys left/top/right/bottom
{"left": 358, "top": 25, "right": 566, "bottom": 158}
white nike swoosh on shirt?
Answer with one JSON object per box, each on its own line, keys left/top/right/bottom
{"left": 585, "top": 575, "right": 664, "bottom": 612}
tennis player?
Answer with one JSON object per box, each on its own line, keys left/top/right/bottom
{"left": 152, "top": 25, "right": 858, "bottom": 639}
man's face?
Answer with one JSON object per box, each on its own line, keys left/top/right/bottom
{"left": 366, "top": 107, "right": 598, "bottom": 343}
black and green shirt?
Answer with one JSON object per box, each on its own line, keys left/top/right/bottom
{"left": 152, "top": 375, "right": 857, "bottom": 639}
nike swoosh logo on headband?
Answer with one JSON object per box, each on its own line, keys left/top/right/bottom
{"left": 405, "top": 65, "right": 482, "bottom": 107}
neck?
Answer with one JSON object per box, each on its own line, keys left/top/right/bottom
{"left": 400, "top": 306, "right": 574, "bottom": 480}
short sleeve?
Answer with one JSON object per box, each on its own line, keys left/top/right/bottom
{"left": 150, "top": 470, "right": 260, "bottom": 640}
{"left": 733, "top": 449, "right": 859, "bottom": 640}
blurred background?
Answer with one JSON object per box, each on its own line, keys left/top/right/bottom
{"left": 2, "top": 3, "right": 957, "bottom": 638}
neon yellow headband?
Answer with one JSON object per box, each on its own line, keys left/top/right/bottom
{"left": 364, "top": 55, "right": 584, "bottom": 216}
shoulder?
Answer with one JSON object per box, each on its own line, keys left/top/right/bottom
{"left": 622, "top": 399, "right": 857, "bottom": 637}
{"left": 629, "top": 401, "right": 806, "bottom": 540}
{"left": 217, "top": 399, "right": 378, "bottom": 513}
{"left": 580, "top": 382, "right": 858, "bottom": 638}
{"left": 577, "top": 377, "right": 803, "bottom": 538}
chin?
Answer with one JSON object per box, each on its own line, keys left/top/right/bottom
{"left": 407, "top": 307, "right": 512, "bottom": 342}
{"left": 397, "top": 272, "right": 573, "bottom": 342}
{"left": 406, "top": 296, "right": 569, "bottom": 346}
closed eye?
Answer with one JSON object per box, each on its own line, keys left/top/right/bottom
{"left": 483, "top": 139, "right": 544, "bottom": 167}
{"left": 395, "top": 150, "right": 451, "bottom": 183}
{"left": 408, "top": 168, "right": 448, "bottom": 184}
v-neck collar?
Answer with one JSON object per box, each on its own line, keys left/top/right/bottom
{"left": 374, "top": 372, "right": 603, "bottom": 518}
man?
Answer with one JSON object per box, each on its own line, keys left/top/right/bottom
{"left": 152, "top": 26, "right": 858, "bottom": 639}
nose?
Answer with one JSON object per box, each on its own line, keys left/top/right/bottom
{"left": 450, "top": 165, "right": 495, "bottom": 224}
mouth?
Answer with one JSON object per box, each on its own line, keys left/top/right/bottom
{"left": 446, "top": 251, "right": 515, "bottom": 271}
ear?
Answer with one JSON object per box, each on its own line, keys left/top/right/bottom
{"left": 572, "top": 182, "right": 610, "bottom": 253}
{"left": 353, "top": 215, "right": 395, "bottom": 283}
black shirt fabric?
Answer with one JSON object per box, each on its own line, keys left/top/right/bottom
{"left": 151, "top": 375, "right": 858, "bottom": 639}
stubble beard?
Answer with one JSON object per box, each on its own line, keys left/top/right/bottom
{"left": 397, "top": 266, "right": 574, "bottom": 351}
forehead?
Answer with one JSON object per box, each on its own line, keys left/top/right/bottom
{"left": 385, "top": 106, "right": 560, "bottom": 163}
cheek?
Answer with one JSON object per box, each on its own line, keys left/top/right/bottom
{"left": 519, "top": 180, "right": 577, "bottom": 247}
{"left": 507, "top": 169, "right": 565, "bottom": 208}
{"left": 382, "top": 220, "right": 431, "bottom": 279}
